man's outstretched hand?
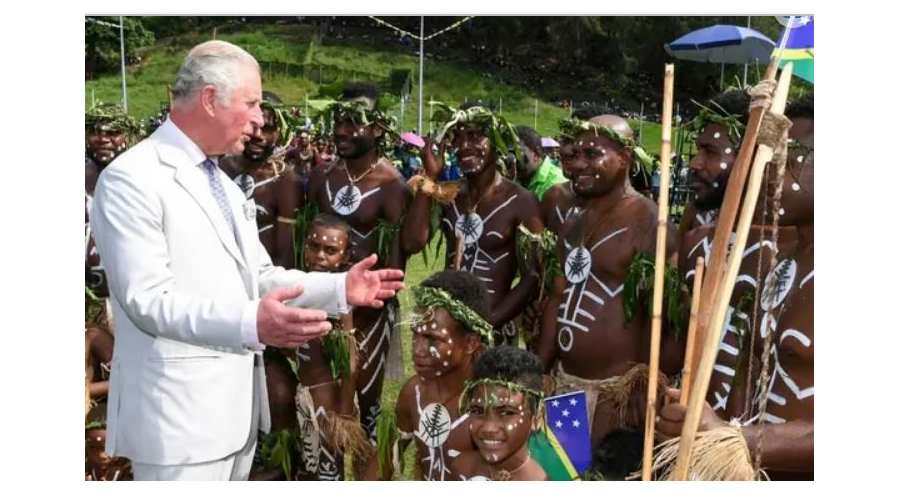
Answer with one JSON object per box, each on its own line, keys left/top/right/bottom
{"left": 257, "top": 285, "right": 332, "bottom": 348}
{"left": 346, "top": 254, "right": 405, "bottom": 308}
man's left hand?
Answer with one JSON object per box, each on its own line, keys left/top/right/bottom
{"left": 656, "top": 387, "right": 726, "bottom": 441}
{"left": 346, "top": 254, "right": 405, "bottom": 308}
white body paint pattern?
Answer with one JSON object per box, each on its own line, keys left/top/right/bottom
{"left": 443, "top": 195, "right": 518, "bottom": 295}
{"left": 414, "top": 384, "right": 470, "bottom": 481}
{"left": 231, "top": 173, "right": 280, "bottom": 234}
{"left": 685, "top": 231, "right": 778, "bottom": 411}
{"left": 556, "top": 227, "right": 628, "bottom": 352}
{"left": 326, "top": 178, "right": 381, "bottom": 216}
{"left": 754, "top": 259, "right": 814, "bottom": 424}
{"left": 358, "top": 302, "right": 397, "bottom": 441}
{"left": 555, "top": 205, "right": 581, "bottom": 226}
{"left": 695, "top": 209, "right": 719, "bottom": 228}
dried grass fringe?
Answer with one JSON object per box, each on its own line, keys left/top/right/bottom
{"left": 647, "top": 426, "right": 764, "bottom": 481}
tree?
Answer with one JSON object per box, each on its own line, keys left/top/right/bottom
{"left": 85, "top": 16, "right": 155, "bottom": 78}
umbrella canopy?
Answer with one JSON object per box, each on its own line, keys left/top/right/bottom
{"left": 541, "top": 137, "right": 560, "bottom": 148}
{"left": 400, "top": 131, "right": 425, "bottom": 148}
{"left": 775, "top": 17, "right": 814, "bottom": 84}
{"left": 666, "top": 24, "right": 776, "bottom": 64}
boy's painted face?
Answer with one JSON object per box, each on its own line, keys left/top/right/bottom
{"left": 411, "top": 307, "right": 479, "bottom": 380}
{"left": 303, "top": 225, "right": 349, "bottom": 272}
{"left": 467, "top": 385, "right": 537, "bottom": 465}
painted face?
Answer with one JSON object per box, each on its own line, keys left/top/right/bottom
{"left": 688, "top": 124, "right": 736, "bottom": 211}
{"left": 243, "top": 106, "right": 280, "bottom": 161}
{"left": 765, "top": 116, "right": 813, "bottom": 226}
{"left": 467, "top": 385, "right": 536, "bottom": 466}
{"left": 411, "top": 307, "right": 478, "bottom": 380}
{"left": 86, "top": 129, "right": 127, "bottom": 167}
{"left": 85, "top": 428, "right": 112, "bottom": 471}
{"left": 333, "top": 112, "right": 380, "bottom": 160}
{"left": 212, "top": 63, "right": 264, "bottom": 155}
{"left": 451, "top": 124, "right": 497, "bottom": 177}
{"left": 566, "top": 130, "right": 629, "bottom": 197}
{"left": 303, "top": 225, "right": 349, "bottom": 272}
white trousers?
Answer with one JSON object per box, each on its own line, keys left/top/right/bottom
{"left": 131, "top": 359, "right": 263, "bottom": 481}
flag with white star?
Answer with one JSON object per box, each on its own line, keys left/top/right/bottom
{"left": 544, "top": 390, "right": 591, "bottom": 475}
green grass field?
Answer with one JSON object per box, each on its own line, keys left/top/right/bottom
{"left": 86, "top": 24, "right": 663, "bottom": 155}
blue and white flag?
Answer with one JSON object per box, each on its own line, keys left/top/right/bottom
{"left": 544, "top": 390, "right": 592, "bottom": 475}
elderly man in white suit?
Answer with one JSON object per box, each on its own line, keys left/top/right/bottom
{"left": 89, "top": 40, "right": 405, "bottom": 480}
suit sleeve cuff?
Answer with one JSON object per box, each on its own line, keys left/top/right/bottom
{"left": 336, "top": 273, "right": 350, "bottom": 314}
{"left": 241, "top": 299, "right": 266, "bottom": 351}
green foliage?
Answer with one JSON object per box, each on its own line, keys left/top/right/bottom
{"left": 293, "top": 202, "right": 319, "bottom": 270}
{"left": 258, "top": 428, "right": 298, "bottom": 480}
{"left": 623, "top": 252, "right": 686, "bottom": 339}
{"left": 516, "top": 225, "right": 561, "bottom": 293}
{"left": 375, "top": 219, "right": 400, "bottom": 267}
{"left": 85, "top": 16, "right": 155, "bottom": 75}
{"left": 321, "top": 327, "right": 355, "bottom": 380}
{"left": 374, "top": 407, "right": 404, "bottom": 478}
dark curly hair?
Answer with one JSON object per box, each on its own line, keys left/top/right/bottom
{"left": 589, "top": 428, "right": 644, "bottom": 480}
{"left": 515, "top": 125, "right": 543, "bottom": 155}
{"left": 311, "top": 213, "right": 350, "bottom": 237}
{"left": 471, "top": 345, "right": 543, "bottom": 394}
{"left": 420, "top": 270, "right": 491, "bottom": 321}
{"left": 706, "top": 89, "right": 751, "bottom": 126}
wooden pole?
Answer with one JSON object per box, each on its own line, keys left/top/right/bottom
{"left": 688, "top": 56, "right": 782, "bottom": 390}
{"left": 680, "top": 257, "right": 705, "bottom": 406}
{"left": 672, "top": 63, "right": 793, "bottom": 481}
{"left": 642, "top": 63, "right": 675, "bottom": 481}
{"left": 454, "top": 238, "right": 464, "bottom": 270}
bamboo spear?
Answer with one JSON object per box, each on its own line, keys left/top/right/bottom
{"left": 680, "top": 256, "right": 705, "bottom": 406}
{"left": 688, "top": 22, "right": 795, "bottom": 388}
{"left": 671, "top": 63, "right": 793, "bottom": 481}
{"left": 642, "top": 63, "right": 675, "bottom": 481}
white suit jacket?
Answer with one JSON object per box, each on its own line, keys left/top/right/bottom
{"left": 90, "top": 119, "right": 347, "bottom": 466}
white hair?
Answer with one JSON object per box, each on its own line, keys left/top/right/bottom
{"left": 171, "top": 40, "right": 259, "bottom": 110}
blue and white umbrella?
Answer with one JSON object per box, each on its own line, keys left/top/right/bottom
{"left": 665, "top": 24, "right": 776, "bottom": 64}
{"left": 666, "top": 24, "right": 776, "bottom": 89}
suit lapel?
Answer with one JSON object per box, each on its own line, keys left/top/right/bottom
{"left": 225, "top": 177, "right": 259, "bottom": 298}
{"left": 158, "top": 141, "right": 249, "bottom": 273}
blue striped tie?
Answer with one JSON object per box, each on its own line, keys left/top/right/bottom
{"left": 201, "top": 159, "right": 237, "bottom": 237}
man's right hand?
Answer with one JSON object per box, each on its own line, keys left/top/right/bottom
{"left": 257, "top": 285, "right": 332, "bottom": 348}
{"left": 421, "top": 138, "right": 446, "bottom": 180}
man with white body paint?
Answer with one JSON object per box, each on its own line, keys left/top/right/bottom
{"left": 660, "top": 94, "right": 814, "bottom": 480}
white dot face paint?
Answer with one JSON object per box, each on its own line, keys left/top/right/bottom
{"left": 778, "top": 208, "right": 785, "bottom": 216}
{"left": 436, "top": 371, "right": 442, "bottom": 377}
{"left": 792, "top": 182, "right": 800, "bottom": 192}
{"left": 431, "top": 323, "right": 437, "bottom": 330}
{"left": 441, "top": 328, "right": 448, "bottom": 334}
{"left": 720, "top": 162, "right": 728, "bottom": 170}
{"left": 577, "top": 141, "right": 584, "bottom": 147}
{"left": 797, "top": 156, "right": 804, "bottom": 163}
{"left": 506, "top": 424, "right": 514, "bottom": 431}
{"left": 588, "top": 142, "right": 595, "bottom": 147}
{"left": 443, "top": 361, "right": 449, "bottom": 367}
{"left": 429, "top": 346, "right": 440, "bottom": 358}
{"left": 725, "top": 147, "right": 733, "bottom": 155}
{"left": 447, "top": 339, "right": 453, "bottom": 345}
{"left": 713, "top": 132, "right": 721, "bottom": 139}
{"left": 519, "top": 418, "right": 524, "bottom": 424}
{"left": 712, "top": 181, "right": 720, "bottom": 188}
{"left": 446, "top": 350, "right": 452, "bottom": 356}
